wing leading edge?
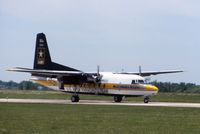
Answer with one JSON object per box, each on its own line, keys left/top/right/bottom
{"left": 8, "top": 67, "right": 183, "bottom": 77}
{"left": 117, "top": 70, "right": 183, "bottom": 76}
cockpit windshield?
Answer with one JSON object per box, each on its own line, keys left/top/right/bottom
{"left": 131, "top": 80, "right": 145, "bottom": 84}
{"left": 138, "top": 80, "right": 144, "bottom": 84}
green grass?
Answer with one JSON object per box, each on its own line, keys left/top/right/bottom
{"left": 0, "top": 90, "right": 67, "bottom": 99}
{"left": 0, "top": 103, "right": 200, "bottom": 134}
{"left": 1, "top": 89, "right": 200, "bottom": 103}
{"left": 151, "top": 93, "right": 200, "bottom": 103}
{"left": 1, "top": 90, "right": 200, "bottom": 134}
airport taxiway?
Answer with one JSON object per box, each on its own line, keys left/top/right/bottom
{"left": 0, "top": 98, "right": 200, "bottom": 108}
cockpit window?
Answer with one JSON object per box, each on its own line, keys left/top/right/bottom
{"left": 138, "top": 80, "right": 144, "bottom": 83}
{"left": 132, "top": 80, "right": 145, "bottom": 84}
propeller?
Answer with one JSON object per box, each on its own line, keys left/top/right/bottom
{"left": 95, "top": 65, "right": 102, "bottom": 83}
{"left": 86, "top": 65, "right": 102, "bottom": 83}
{"left": 97, "top": 65, "right": 100, "bottom": 76}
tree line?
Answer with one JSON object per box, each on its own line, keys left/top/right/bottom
{"left": 151, "top": 81, "right": 200, "bottom": 93}
{"left": 0, "top": 80, "right": 200, "bottom": 93}
{"left": 0, "top": 80, "right": 42, "bottom": 90}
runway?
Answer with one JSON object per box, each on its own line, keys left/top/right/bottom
{"left": 0, "top": 98, "right": 200, "bottom": 108}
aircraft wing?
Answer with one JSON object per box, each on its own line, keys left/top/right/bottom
{"left": 7, "top": 67, "right": 101, "bottom": 84}
{"left": 118, "top": 70, "right": 183, "bottom": 76}
{"left": 7, "top": 67, "right": 84, "bottom": 76}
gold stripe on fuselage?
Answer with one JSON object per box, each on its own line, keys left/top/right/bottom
{"left": 33, "top": 80, "right": 158, "bottom": 91}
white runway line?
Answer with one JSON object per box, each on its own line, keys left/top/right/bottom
{"left": 0, "top": 98, "right": 200, "bottom": 108}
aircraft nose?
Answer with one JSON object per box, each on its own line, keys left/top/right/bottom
{"left": 145, "top": 85, "right": 159, "bottom": 91}
{"left": 152, "top": 85, "right": 159, "bottom": 91}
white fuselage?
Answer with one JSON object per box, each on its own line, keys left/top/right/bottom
{"left": 31, "top": 72, "right": 159, "bottom": 97}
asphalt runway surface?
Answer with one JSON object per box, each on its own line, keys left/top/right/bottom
{"left": 0, "top": 98, "right": 200, "bottom": 108}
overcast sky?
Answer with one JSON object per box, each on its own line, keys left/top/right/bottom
{"left": 1, "top": 0, "right": 200, "bottom": 84}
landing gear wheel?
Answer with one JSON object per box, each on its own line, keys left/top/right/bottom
{"left": 144, "top": 96, "right": 150, "bottom": 103}
{"left": 114, "top": 96, "right": 123, "bottom": 102}
{"left": 71, "top": 95, "right": 79, "bottom": 102}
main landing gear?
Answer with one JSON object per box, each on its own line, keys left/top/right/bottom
{"left": 71, "top": 95, "right": 80, "bottom": 102}
{"left": 70, "top": 86, "right": 80, "bottom": 102}
{"left": 144, "top": 96, "right": 150, "bottom": 103}
{"left": 114, "top": 96, "right": 123, "bottom": 102}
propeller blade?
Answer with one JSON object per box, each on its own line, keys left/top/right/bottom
{"left": 97, "top": 65, "right": 100, "bottom": 76}
{"left": 139, "top": 65, "right": 142, "bottom": 76}
{"left": 95, "top": 65, "right": 102, "bottom": 83}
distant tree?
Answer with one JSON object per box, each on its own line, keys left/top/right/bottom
{"left": 18, "top": 81, "right": 39, "bottom": 90}
{"left": 150, "top": 81, "right": 199, "bottom": 93}
{"left": 0, "top": 80, "right": 41, "bottom": 90}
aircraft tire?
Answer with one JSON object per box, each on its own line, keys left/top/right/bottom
{"left": 75, "top": 95, "right": 80, "bottom": 102}
{"left": 71, "top": 95, "right": 79, "bottom": 102}
{"left": 114, "top": 96, "right": 122, "bottom": 102}
{"left": 144, "top": 97, "right": 149, "bottom": 103}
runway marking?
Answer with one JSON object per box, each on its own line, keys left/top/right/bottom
{"left": 0, "top": 98, "right": 200, "bottom": 108}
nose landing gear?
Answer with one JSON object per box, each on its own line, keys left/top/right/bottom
{"left": 144, "top": 96, "right": 150, "bottom": 103}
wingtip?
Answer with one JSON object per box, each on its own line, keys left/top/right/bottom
{"left": 6, "top": 67, "right": 15, "bottom": 71}
{"left": 6, "top": 67, "right": 22, "bottom": 72}
{"left": 177, "top": 70, "right": 184, "bottom": 73}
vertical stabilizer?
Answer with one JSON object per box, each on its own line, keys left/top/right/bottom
{"left": 34, "top": 33, "right": 52, "bottom": 69}
{"left": 33, "top": 33, "right": 80, "bottom": 71}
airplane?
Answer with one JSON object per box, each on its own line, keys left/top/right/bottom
{"left": 7, "top": 33, "right": 183, "bottom": 103}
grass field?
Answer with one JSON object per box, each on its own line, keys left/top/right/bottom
{"left": 0, "top": 103, "right": 200, "bottom": 134}
{"left": 1, "top": 90, "right": 200, "bottom": 134}
{"left": 1, "top": 89, "right": 200, "bottom": 103}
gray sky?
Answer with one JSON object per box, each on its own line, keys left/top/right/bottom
{"left": 1, "top": 0, "right": 200, "bottom": 84}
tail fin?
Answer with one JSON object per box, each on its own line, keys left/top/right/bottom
{"left": 34, "top": 33, "right": 52, "bottom": 70}
{"left": 33, "top": 33, "right": 79, "bottom": 71}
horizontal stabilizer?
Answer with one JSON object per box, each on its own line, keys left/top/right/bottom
{"left": 7, "top": 67, "right": 83, "bottom": 76}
